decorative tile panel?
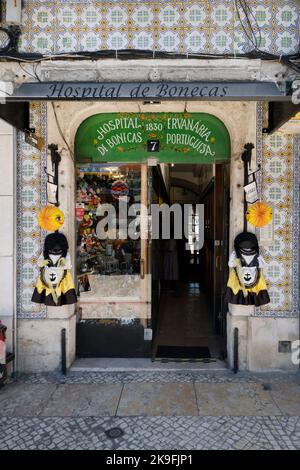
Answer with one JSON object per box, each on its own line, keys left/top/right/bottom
{"left": 17, "top": 1, "right": 299, "bottom": 56}
{"left": 256, "top": 103, "right": 299, "bottom": 317}
{"left": 17, "top": 103, "right": 47, "bottom": 319}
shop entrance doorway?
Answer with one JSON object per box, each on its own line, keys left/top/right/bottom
{"left": 74, "top": 111, "right": 231, "bottom": 360}
{"left": 151, "top": 163, "right": 230, "bottom": 361}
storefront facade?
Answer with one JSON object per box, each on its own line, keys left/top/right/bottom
{"left": 0, "top": 0, "right": 299, "bottom": 372}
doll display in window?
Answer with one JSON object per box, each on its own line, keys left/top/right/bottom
{"left": 75, "top": 169, "right": 141, "bottom": 276}
{"left": 224, "top": 232, "right": 270, "bottom": 307}
{"left": 32, "top": 206, "right": 77, "bottom": 306}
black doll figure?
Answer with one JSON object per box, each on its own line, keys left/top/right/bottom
{"left": 32, "top": 206, "right": 77, "bottom": 306}
{"left": 224, "top": 232, "right": 270, "bottom": 307}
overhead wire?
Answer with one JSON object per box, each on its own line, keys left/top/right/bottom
{"left": 18, "top": 62, "right": 39, "bottom": 81}
{"left": 239, "top": 0, "right": 259, "bottom": 49}
{"left": 51, "top": 102, "right": 74, "bottom": 163}
{"left": 235, "top": 0, "right": 300, "bottom": 73}
{"left": 235, "top": 0, "right": 256, "bottom": 49}
{"left": 0, "top": 48, "right": 297, "bottom": 61}
{"left": 244, "top": 1, "right": 262, "bottom": 49}
{"left": 0, "top": 1, "right": 299, "bottom": 73}
{"left": 16, "top": 63, "right": 74, "bottom": 163}
{"left": 16, "top": 62, "right": 73, "bottom": 162}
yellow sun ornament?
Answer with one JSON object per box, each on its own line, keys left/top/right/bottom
{"left": 38, "top": 205, "right": 65, "bottom": 231}
{"left": 246, "top": 202, "right": 273, "bottom": 228}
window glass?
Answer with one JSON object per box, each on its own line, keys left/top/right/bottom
{"left": 76, "top": 164, "right": 142, "bottom": 294}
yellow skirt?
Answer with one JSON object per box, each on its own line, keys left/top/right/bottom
{"left": 224, "top": 268, "right": 270, "bottom": 306}
{"left": 32, "top": 270, "right": 77, "bottom": 306}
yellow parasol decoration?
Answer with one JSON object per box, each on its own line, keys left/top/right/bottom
{"left": 38, "top": 205, "right": 65, "bottom": 231}
{"left": 246, "top": 202, "right": 272, "bottom": 228}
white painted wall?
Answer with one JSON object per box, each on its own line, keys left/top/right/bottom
{"left": 0, "top": 119, "right": 15, "bottom": 356}
{"left": 18, "top": 314, "right": 76, "bottom": 373}
{"left": 227, "top": 314, "right": 299, "bottom": 371}
{"left": 248, "top": 317, "right": 299, "bottom": 372}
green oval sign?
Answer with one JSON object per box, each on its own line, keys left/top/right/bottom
{"left": 75, "top": 112, "right": 230, "bottom": 164}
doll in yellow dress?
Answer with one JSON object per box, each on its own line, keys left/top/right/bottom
{"left": 224, "top": 232, "right": 270, "bottom": 307}
{"left": 31, "top": 206, "right": 77, "bottom": 306}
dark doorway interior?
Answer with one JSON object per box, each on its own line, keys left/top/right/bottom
{"left": 151, "top": 164, "right": 229, "bottom": 360}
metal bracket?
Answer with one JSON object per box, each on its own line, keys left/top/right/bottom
{"left": 47, "top": 144, "right": 61, "bottom": 206}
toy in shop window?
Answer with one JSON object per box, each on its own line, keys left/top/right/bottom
{"left": 78, "top": 274, "right": 91, "bottom": 293}
{"left": 111, "top": 180, "right": 129, "bottom": 200}
{"left": 113, "top": 240, "right": 125, "bottom": 264}
{"left": 224, "top": 232, "right": 270, "bottom": 307}
{"left": 79, "top": 213, "right": 95, "bottom": 237}
{"left": 31, "top": 205, "right": 77, "bottom": 306}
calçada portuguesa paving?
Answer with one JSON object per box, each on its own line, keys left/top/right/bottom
{"left": 1, "top": 369, "right": 300, "bottom": 450}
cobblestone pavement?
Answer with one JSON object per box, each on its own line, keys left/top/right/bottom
{"left": 12, "top": 369, "right": 300, "bottom": 384}
{"left": 1, "top": 371, "right": 300, "bottom": 450}
{"left": 1, "top": 415, "right": 300, "bottom": 450}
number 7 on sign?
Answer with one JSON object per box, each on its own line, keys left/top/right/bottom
{"left": 147, "top": 140, "right": 160, "bottom": 152}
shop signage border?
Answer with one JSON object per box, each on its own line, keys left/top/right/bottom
{"left": 75, "top": 112, "right": 231, "bottom": 164}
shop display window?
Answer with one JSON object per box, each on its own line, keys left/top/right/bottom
{"left": 76, "top": 164, "right": 142, "bottom": 296}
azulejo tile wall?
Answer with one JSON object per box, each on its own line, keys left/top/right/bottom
{"left": 17, "top": 102, "right": 47, "bottom": 319}
{"left": 256, "top": 103, "right": 299, "bottom": 318}
{"left": 19, "top": 0, "right": 299, "bottom": 55}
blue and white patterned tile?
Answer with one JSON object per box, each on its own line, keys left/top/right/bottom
{"left": 158, "top": 31, "right": 180, "bottom": 52}
{"left": 158, "top": 5, "right": 181, "bottom": 28}
{"left": 56, "top": 5, "right": 77, "bottom": 28}
{"left": 267, "top": 286, "right": 286, "bottom": 310}
{"left": 211, "top": 3, "right": 233, "bottom": 28}
{"left": 255, "top": 103, "right": 299, "bottom": 318}
{"left": 132, "top": 4, "right": 153, "bottom": 27}
{"left": 106, "top": 5, "right": 128, "bottom": 29}
{"left": 265, "top": 133, "right": 289, "bottom": 152}
{"left": 263, "top": 183, "right": 288, "bottom": 206}
{"left": 184, "top": 4, "right": 206, "bottom": 28}
{"left": 263, "top": 236, "right": 287, "bottom": 258}
{"left": 31, "top": 33, "right": 54, "bottom": 54}
{"left": 56, "top": 32, "right": 78, "bottom": 53}
{"left": 21, "top": 186, "right": 39, "bottom": 208}
{"left": 264, "top": 157, "right": 287, "bottom": 178}
{"left": 275, "top": 31, "right": 299, "bottom": 55}
{"left": 80, "top": 5, "right": 102, "bottom": 28}
{"left": 211, "top": 31, "right": 233, "bottom": 53}
{"left": 252, "top": 4, "right": 272, "bottom": 27}
{"left": 31, "top": 5, "right": 55, "bottom": 29}
{"left": 17, "top": 1, "right": 299, "bottom": 55}
{"left": 276, "top": 3, "right": 299, "bottom": 28}
{"left": 80, "top": 33, "right": 103, "bottom": 52}
{"left": 264, "top": 261, "right": 286, "bottom": 284}
{"left": 17, "top": 103, "right": 47, "bottom": 319}
{"left": 106, "top": 31, "right": 128, "bottom": 49}
{"left": 184, "top": 31, "right": 206, "bottom": 53}
{"left": 22, "top": 236, "right": 39, "bottom": 260}
{"left": 21, "top": 159, "right": 39, "bottom": 182}
{"left": 131, "top": 31, "right": 153, "bottom": 50}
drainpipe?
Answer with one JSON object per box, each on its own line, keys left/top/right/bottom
{"left": 241, "top": 143, "right": 255, "bottom": 232}
{"left": 233, "top": 327, "right": 239, "bottom": 374}
{"left": 61, "top": 328, "right": 66, "bottom": 375}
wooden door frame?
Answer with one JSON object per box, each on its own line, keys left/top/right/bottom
{"left": 213, "top": 163, "right": 230, "bottom": 339}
